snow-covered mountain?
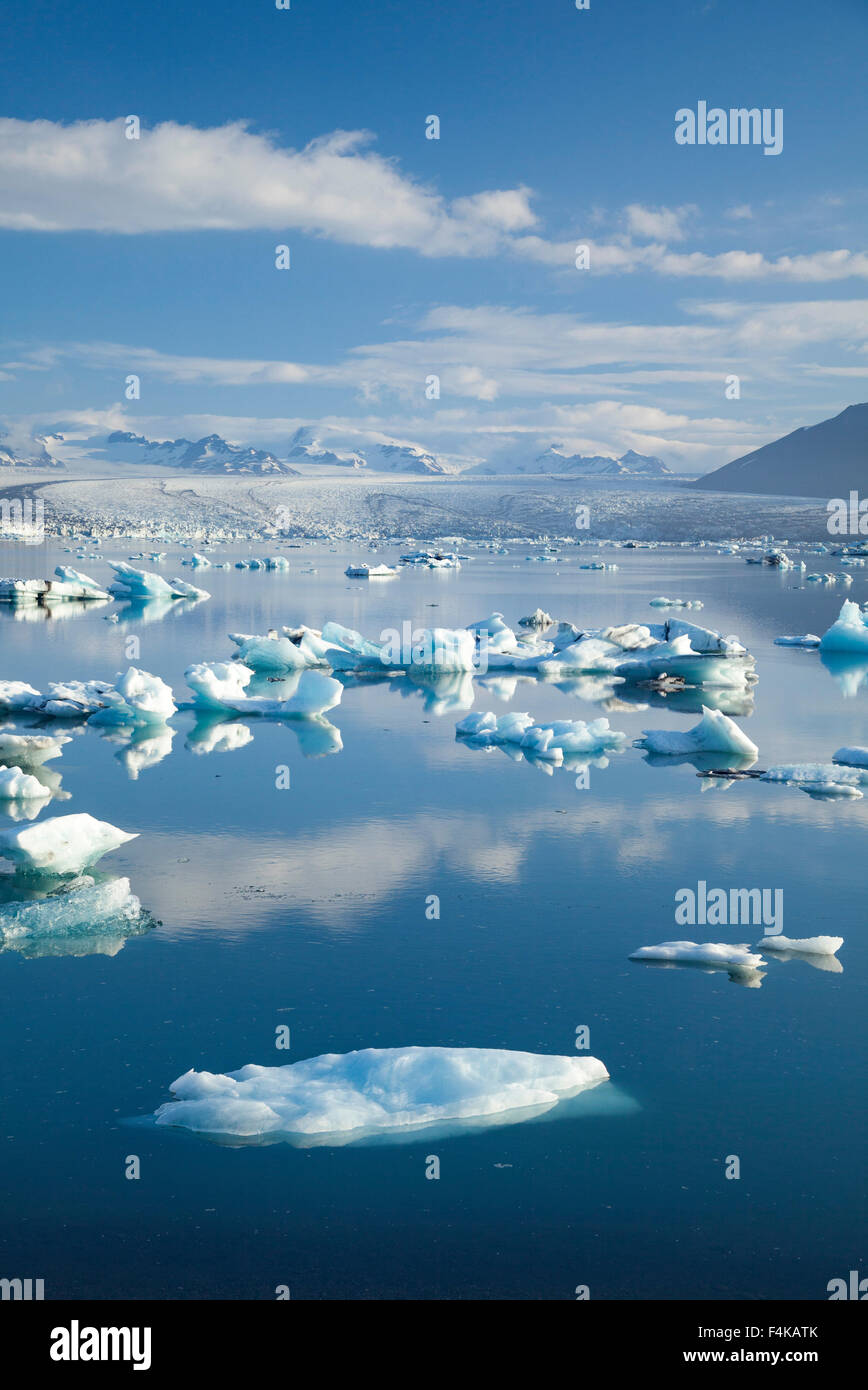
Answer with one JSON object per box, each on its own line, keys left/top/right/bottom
{"left": 36, "top": 429, "right": 296, "bottom": 475}
{"left": 287, "top": 426, "right": 453, "bottom": 474}
{"left": 0, "top": 435, "right": 62, "bottom": 469}
{"left": 102, "top": 431, "right": 296, "bottom": 475}
{"left": 693, "top": 403, "right": 868, "bottom": 498}
{"left": 476, "top": 445, "right": 671, "bottom": 476}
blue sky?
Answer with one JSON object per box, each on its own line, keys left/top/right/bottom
{"left": 0, "top": 0, "right": 866, "bottom": 471}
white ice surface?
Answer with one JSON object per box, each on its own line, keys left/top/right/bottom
{"left": 757, "top": 935, "right": 843, "bottom": 955}
{"left": 0, "top": 813, "right": 138, "bottom": 874}
{"left": 637, "top": 707, "right": 758, "bottom": 758}
{"left": 154, "top": 1046, "right": 610, "bottom": 1139}
{"left": 630, "top": 941, "right": 764, "bottom": 968}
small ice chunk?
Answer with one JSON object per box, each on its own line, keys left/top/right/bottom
{"left": 630, "top": 941, "right": 764, "bottom": 968}
{"left": 757, "top": 935, "right": 843, "bottom": 955}
{"left": 0, "top": 766, "right": 51, "bottom": 801}
{"left": 636, "top": 707, "right": 758, "bottom": 758}
{"left": 154, "top": 1046, "right": 610, "bottom": 1139}
{"left": 88, "top": 668, "right": 177, "bottom": 726}
{"left": 649, "top": 597, "right": 703, "bottom": 609}
{"left": 0, "top": 813, "right": 138, "bottom": 875}
{"left": 774, "top": 634, "right": 821, "bottom": 647}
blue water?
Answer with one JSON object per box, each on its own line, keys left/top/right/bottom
{"left": 0, "top": 541, "right": 865, "bottom": 1299}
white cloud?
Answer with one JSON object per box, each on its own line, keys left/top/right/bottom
{"left": 0, "top": 117, "right": 536, "bottom": 256}
{"left": 625, "top": 203, "right": 696, "bottom": 241}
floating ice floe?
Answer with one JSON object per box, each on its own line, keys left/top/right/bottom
{"left": 456, "top": 711, "right": 626, "bottom": 764}
{"left": 0, "top": 813, "right": 137, "bottom": 875}
{"left": 630, "top": 941, "right": 764, "bottom": 968}
{"left": 0, "top": 567, "right": 110, "bottom": 604}
{"left": 0, "top": 667, "right": 175, "bottom": 724}
{"left": 185, "top": 662, "right": 342, "bottom": 717}
{"left": 345, "top": 563, "right": 399, "bottom": 578}
{"left": 760, "top": 763, "right": 868, "bottom": 799}
{"left": 774, "top": 634, "right": 821, "bottom": 647}
{"left": 0, "top": 731, "right": 71, "bottom": 765}
{"left": 757, "top": 935, "right": 843, "bottom": 955}
{"left": 108, "top": 562, "right": 210, "bottom": 603}
{"left": 153, "top": 1046, "right": 610, "bottom": 1142}
{"left": 819, "top": 599, "right": 868, "bottom": 654}
{"left": 0, "top": 765, "right": 51, "bottom": 802}
{"left": 649, "top": 597, "right": 703, "bottom": 609}
{"left": 0, "top": 875, "right": 152, "bottom": 958}
{"left": 399, "top": 551, "right": 461, "bottom": 569}
{"left": 636, "top": 707, "right": 758, "bottom": 759}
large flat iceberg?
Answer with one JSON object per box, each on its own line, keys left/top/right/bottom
{"left": 630, "top": 941, "right": 764, "bottom": 968}
{"left": 154, "top": 1046, "right": 610, "bottom": 1141}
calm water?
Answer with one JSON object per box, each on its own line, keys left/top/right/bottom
{"left": 0, "top": 540, "right": 865, "bottom": 1299}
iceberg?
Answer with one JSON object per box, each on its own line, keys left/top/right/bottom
{"left": 185, "top": 662, "right": 342, "bottom": 717}
{"left": 518, "top": 609, "right": 553, "bottom": 629}
{"left": 0, "top": 875, "right": 151, "bottom": 958}
{"left": 108, "top": 562, "right": 210, "bottom": 603}
{"left": 757, "top": 935, "right": 842, "bottom": 955}
{"left": 0, "top": 669, "right": 175, "bottom": 723}
{"left": 833, "top": 746, "right": 868, "bottom": 767}
{"left": 228, "top": 632, "right": 308, "bottom": 673}
{"left": 457, "top": 711, "right": 626, "bottom": 763}
{"left": 0, "top": 813, "right": 138, "bottom": 875}
{"left": 774, "top": 634, "right": 821, "bottom": 648}
{"left": 0, "top": 766, "right": 51, "bottom": 802}
{"left": 153, "top": 1046, "right": 610, "bottom": 1141}
{"left": 636, "top": 707, "right": 758, "bottom": 759}
{"left": 345, "top": 563, "right": 398, "bottom": 577}
{"left": 630, "top": 941, "right": 764, "bottom": 968}
{"left": 761, "top": 763, "right": 868, "bottom": 791}
{"left": 0, "top": 568, "right": 109, "bottom": 603}
{"left": 649, "top": 597, "right": 703, "bottom": 609}
{"left": 819, "top": 599, "right": 868, "bottom": 654}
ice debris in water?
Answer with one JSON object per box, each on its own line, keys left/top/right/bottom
{"left": 819, "top": 599, "right": 868, "bottom": 653}
{"left": 0, "top": 668, "right": 175, "bottom": 724}
{"left": 648, "top": 597, "right": 703, "bottom": 609}
{"left": 774, "top": 634, "right": 821, "bottom": 647}
{"left": 108, "top": 562, "right": 210, "bottom": 603}
{"left": 0, "top": 814, "right": 137, "bottom": 875}
{"left": 757, "top": 935, "right": 843, "bottom": 955}
{"left": 456, "top": 711, "right": 626, "bottom": 763}
{"left": 153, "top": 1046, "right": 610, "bottom": 1140}
{"left": 185, "top": 662, "right": 342, "bottom": 717}
{"left": 636, "top": 707, "right": 758, "bottom": 758}
{"left": 630, "top": 941, "right": 765, "bottom": 968}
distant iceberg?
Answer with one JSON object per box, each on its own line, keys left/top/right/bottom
{"left": 774, "top": 634, "right": 821, "bottom": 648}
{"left": 636, "top": 707, "right": 758, "bottom": 759}
{"left": 153, "top": 1046, "right": 610, "bottom": 1141}
{"left": 630, "top": 941, "right": 764, "bottom": 968}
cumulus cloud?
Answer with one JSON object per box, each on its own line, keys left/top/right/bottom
{"left": 0, "top": 117, "right": 537, "bottom": 256}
